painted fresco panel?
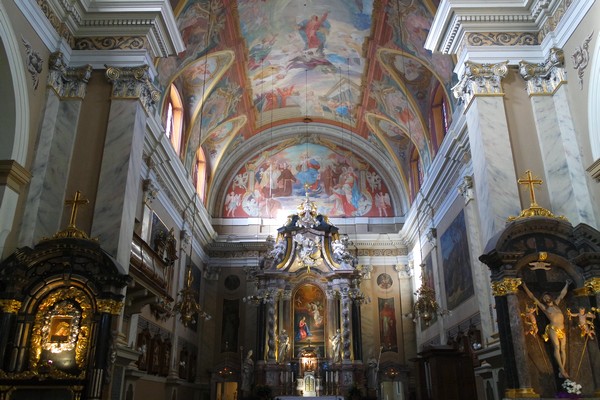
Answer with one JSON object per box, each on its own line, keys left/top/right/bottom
{"left": 378, "top": 297, "right": 398, "bottom": 353}
{"left": 223, "top": 143, "right": 393, "bottom": 218}
{"left": 238, "top": 0, "right": 373, "bottom": 126}
{"left": 293, "top": 284, "right": 326, "bottom": 357}
{"left": 440, "top": 210, "right": 474, "bottom": 310}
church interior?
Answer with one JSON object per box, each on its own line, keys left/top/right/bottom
{"left": 0, "top": 0, "right": 599, "bottom": 399}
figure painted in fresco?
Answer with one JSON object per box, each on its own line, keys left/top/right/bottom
{"left": 295, "top": 154, "right": 322, "bottom": 193}
{"left": 522, "top": 280, "right": 571, "bottom": 378}
{"left": 297, "top": 12, "right": 330, "bottom": 54}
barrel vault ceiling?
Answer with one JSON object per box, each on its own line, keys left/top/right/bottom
{"left": 155, "top": 0, "right": 456, "bottom": 219}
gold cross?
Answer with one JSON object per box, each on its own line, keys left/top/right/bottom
{"left": 65, "top": 191, "right": 89, "bottom": 228}
{"left": 517, "top": 170, "right": 543, "bottom": 206}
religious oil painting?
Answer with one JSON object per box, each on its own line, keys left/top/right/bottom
{"left": 293, "top": 284, "right": 326, "bottom": 357}
{"left": 224, "top": 142, "right": 393, "bottom": 218}
{"left": 378, "top": 298, "right": 398, "bottom": 352}
{"left": 440, "top": 210, "right": 474, "bottom": 310}
{"left": 221, "top": 299, "right": 240, "bottom": 352}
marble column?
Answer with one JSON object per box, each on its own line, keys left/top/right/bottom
{"left": 491, "top": 277, "right": 538, "bottom": 398}
{"left": 459, "top": 174, "right": 497, "bottom": 344}
{"left": 519, "top": 48, "right": 597, "bottom": 227}
{"left": 91, "top": 65, "right": 159, "bottom": 271}
{"left": 0, "top": 161, "right": 30, "bottom": 255}
{"left": 453, "top": 61, "right": 520, "bottom": 244}
{"left": 0, "top": 299, "right": 21, "bottom": 369}
{"left": 19, "top": 52, "right": 92, "bottom": 245}
{"left": 266, "top": 288, "right": 277, "bottom": 361}
{"left": 340, "top": 285, "right": 352, "bottom": 361}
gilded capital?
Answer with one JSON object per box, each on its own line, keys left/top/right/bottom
{"left": 584, "top": 277, "right": 600, "bottom": 295}
{"left": 48, "top": 52, "right": 92, "bottom": 99}
{"left": 492, "top": 277, "right": 522, "bottom": 296}
{"left": 452, "top": 61, "right": 508, "bottom": 105}
{"left": 0, "top": 299, "right": 22, "bottom": 314}
{"left": 96, "top": 299, "right": 124, "bottom": 315}
{"left": 105, "top": 65, "right": 160, "bottom": 114}
{"left": 519, "top": 48, "right": 566, "bottom": 96}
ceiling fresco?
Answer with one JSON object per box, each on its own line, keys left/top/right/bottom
{"left": 156, "top": 0, "right": 455, "bottom": 218}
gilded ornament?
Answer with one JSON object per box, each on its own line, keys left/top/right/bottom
{"left": 0, "top": 299, "right": 22, "bottom": 313}
{"left": 30, "top": 287, "right": 92, "bottom": 371}
{"left": 492, "top": 278, "right": 522, "bottom": 296}
{"left": 584, "top": 277, "right": 600, "bottom": 294}
{"left": 96, "top": 299, "right": 123, "bottom": 315}
{"left": 508, "top": 171, "right": 567, "bottom": 221}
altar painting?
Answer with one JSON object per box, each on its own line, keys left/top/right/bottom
{"left": 378, "top": 298, "right": 398, "bottom": 352}
{"left": 293, "top": 284, "right": 325, "bottom": 357}
{"left": 441, "top": 210, "right": 474, "bottom": 310}
{"left": 223, "top": 143, "right": 392, "bottom": 218}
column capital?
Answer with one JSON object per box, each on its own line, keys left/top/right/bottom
{"left": 519, "top": 48, "right": 566, "bottom": 96}
{"left": 48, "top": 52, "right": 92, "bottom": 99}
{"left": 584, "top": 277, "right": 600, "bottom": 295}
{"left": 491, "top": 277, "right": 522, "bottom": 296}
{"left": 0, "top": 299, "right": 22, "bottom": 314}
{"left": 453, "top": 61, "right": 509, "bottom": 106}
{"left": 105, "top": 65, "right": 160, "bottom": 115}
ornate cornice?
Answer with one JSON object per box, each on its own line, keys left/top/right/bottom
{"left": 426, "top": 0, "right": 578, "bottom": 55}
{"left": 0, "top": 299, "right": 22, "bottom": 314}
{"left": 587, "top": 159, "right": 600, "bottom": 182}
{"left": 47, "top": 52, "right": 92, "bottom": 99}
{"left": 105, "top": 65, "right": 160, "bottom": 115}
{"left": 452, "top": 61, "right": 508, "bottom": 106}
{"left": 0, "top": 160, "right": 32, "bottom": 193}
{"left": 491, "top": 277, "right": 522, "bottom": 297}
{"left": 519, "top": 48, "right": 566, "bottom": 96}
{"left": 39, "top": 0, "right": 184, "bottom": 58}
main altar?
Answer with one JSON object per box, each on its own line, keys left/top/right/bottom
{"left": 243, "top": 193, "right": 369, "bottom": 397}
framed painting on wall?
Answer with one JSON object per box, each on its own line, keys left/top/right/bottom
{"left": 440, "top": 210, "right": 474, "bottom": 310}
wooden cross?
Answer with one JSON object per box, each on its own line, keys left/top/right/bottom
{"left": 517, "top": 170, "right": 543, "bottom": 206}
{"left": 65, "top": 191, "right": 89, "bottom": 228}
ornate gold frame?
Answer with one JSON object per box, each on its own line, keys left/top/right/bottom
{"left": 29, "top": 287, "right": 93, "bottom": 373}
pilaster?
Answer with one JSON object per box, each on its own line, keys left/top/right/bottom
{"left": 519, "top": 48, "right": 597, "bottom": 227}
{"left": 453, "top": 61, "right": 520, "bottom": 244}
{"left": 91, "top": 65, "right": 158, "bottom": 271}
{"left": 18, "top": 52, "right": 91, "bottom": 245}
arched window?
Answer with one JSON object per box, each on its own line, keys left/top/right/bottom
{"left": 193, "top": 147, "right": 207, "bottom": 202}
{"left": 429, "top": 84, "right": 450, "bottom": 152}
{"left": 164, "top": 84, "right": 183, "bottom": 155}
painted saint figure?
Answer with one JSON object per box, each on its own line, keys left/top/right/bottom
{"left": 522, "top": 279, "right": 571, "bottom": 378}
{"left": 296, "top": 316, "right": 312, "bottom": 340}
{"left": 298, "top": 12, "right": 330, "bottom": 54}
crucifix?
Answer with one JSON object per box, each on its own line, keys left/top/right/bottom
{"left": 517, "top": 170, "right": 543, "bottom": 207}
{"left": 65, "top": 191, "right": 89, "bottom": 228}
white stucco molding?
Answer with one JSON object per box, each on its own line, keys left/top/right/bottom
{"left": 587, "top": 30, "right": 600, "bottom": 170}
{"left": 428, "top": 0, "right": 596, "bottom": 77}
{"left": 18, "top": 0, "right": 184, "bottom": 58}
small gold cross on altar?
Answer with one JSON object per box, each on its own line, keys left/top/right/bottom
{"left": 65, "top": 191, "right": 89, "bottom": 228}
{"left": 517, "top": 170, "right": 543, "bottom": 207}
